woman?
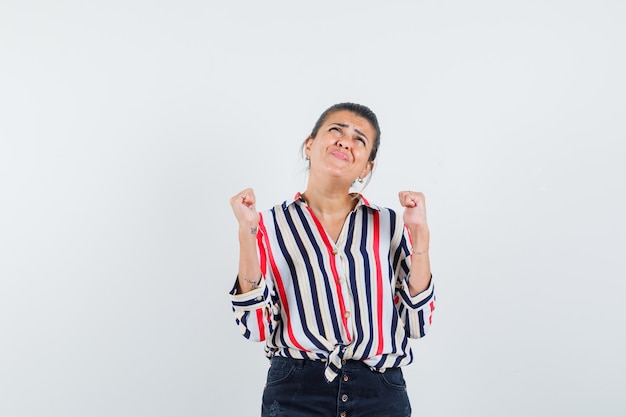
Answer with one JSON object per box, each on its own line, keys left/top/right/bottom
{"left": 229, "top": 102, "right": 435, "bottom": 417}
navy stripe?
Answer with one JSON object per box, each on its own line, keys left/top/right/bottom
{"left": 399, "top": 286, "right": 434, "bottom": 309}
{"left": 294, "top": 204, "right": 343, "bottom": 342}
{"left": 274, "top": 208, "right": 328, "bottom": 351}
{"left": 344, "top": 211, "right": 365, "bottom": 351}
{"left": 288, "top": 204, "right": 331, "bottom": 341}
{"left": 285, "top": 206, "right": 325, "bottom": 337}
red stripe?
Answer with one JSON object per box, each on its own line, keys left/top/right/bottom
{"left": 258, "top": 214, "right": 267, "bottom": 276}
{"left": 258, "top": 217, "right": 307, "bottom": 351}
{"left": 305, "top": 206, "right": 352, "bottom": 342}
{"left": 256, "top": 214, "right": 267, "bottom": 342}
{"left": 372, "top": 211, "right": 384, "bottom": 355}
{"left": 429, "top": 300, "right": 435, "bottom": 324}
{"left": 256, "top": 308, "right": 265, "bottom": 341}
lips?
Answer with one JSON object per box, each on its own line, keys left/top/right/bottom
{"left": 331, "top": 150, "right": 349, "bottom": 161}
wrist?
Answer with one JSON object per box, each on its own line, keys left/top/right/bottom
{"left": 239, "top": 274, "right": 262, "bottom": 290}
{"left": 238, "top": 224, "right": 259, "bottom": 239}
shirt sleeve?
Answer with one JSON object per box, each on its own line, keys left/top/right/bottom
{"left": 395, "top": 275, "right": 435, "bottom": 339}
{"left": 392, "top": 221, "right": 436, "bottom": 339}
{"left": 228, "top": 277, "right": 275, "bottom": 342}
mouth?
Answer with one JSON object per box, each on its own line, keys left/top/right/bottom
{"left": 331, "top": 151, "right": 349, "bottom": 161}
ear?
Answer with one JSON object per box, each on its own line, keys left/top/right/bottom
{"left": 360, "top": 161, "right": 374, "bottom": 179}
{"left": 304, "top": 135, "right": 313, "bottom": 156}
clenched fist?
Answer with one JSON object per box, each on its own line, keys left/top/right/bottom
{"left": 398, "top": 191, "right": 428, "bottom": 230}
{"left": 230, "top": 188, "right": 260, "bottom": 232}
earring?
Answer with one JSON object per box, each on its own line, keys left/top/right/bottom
{"left": 357, "top": 177, "right": 363, "bottom": 183}
{"left": 306, "top": 155, "right": 310, "bottom": 161}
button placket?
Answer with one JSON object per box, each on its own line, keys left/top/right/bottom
{"left": 338, "top": 367, "right": 351, "bottom": 417}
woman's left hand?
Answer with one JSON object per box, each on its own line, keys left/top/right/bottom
{"left": 398, "top": 191, "right": 428, "bottom": 229}
{"left": 399, "top": 191, "right": 431, "bottom": 295}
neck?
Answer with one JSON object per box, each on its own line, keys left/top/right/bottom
{"left": 301, "top": 187, "right": 357, "bottom": 217}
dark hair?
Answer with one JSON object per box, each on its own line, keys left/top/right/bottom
{"left": 309, "top": 102, "right": 381, "bottom": 162}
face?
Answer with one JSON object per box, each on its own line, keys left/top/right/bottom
{"left": 305, "top": 110, "right": 376, "bottom": 183}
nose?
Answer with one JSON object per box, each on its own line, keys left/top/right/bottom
{"left": 337, "top": 139, "right": 349, "bottom": 149}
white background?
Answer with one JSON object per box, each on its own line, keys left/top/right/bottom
{"left": 1, "top": 1, "right": 625, "bottom": 416}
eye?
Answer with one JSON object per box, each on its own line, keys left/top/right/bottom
{"left": 329, "top": 127, "right": 343, "bottom": 137}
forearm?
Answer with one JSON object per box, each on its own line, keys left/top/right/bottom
{"left": 237, "top": 227, "right": 262, "bottom": 293}
{"left": 408, "top": 225, "right": 431, "bottom": 296}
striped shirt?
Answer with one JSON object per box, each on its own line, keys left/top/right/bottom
{"left": 229, "top": 193, "right": 435, "bottom": 382}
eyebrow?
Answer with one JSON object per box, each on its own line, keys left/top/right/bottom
{"left": 329, "top": 123, "right": 369, "bottom": 141}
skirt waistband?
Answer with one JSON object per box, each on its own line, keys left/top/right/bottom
{"left": 269, "top": 355, "right": 375, "bottom": 371}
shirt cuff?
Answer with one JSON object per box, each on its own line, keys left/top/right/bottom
{"left": 399, "top": 274, "right": 434, "bottom": 309}
{"left": 229, "top": 276, "right": 267, "bottom": 310}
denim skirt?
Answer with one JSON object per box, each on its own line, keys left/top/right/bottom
{"left": 261, "top": 356, "right": 411, "bottom": 417}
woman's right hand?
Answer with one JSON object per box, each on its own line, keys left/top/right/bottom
{"left": 230, "top": 188, "right": 260, "bottom": 232}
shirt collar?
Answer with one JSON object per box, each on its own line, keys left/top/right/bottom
{"left": 283, "top": 192, "right": 381, "bottom": 211}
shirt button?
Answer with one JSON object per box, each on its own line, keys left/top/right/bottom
{"left": 343, "top": 375, "right": 349, "bottom": 382}
{"left": 342, "top": 359, "right": 347, "bottom": 365}
{"left": 332, "top": 248, "right": 338, "bottom": 255}
{"left": 341, "top": 394, "right": 348, "bottom": 402}
{"left": 340, "top": 412, "right": 347, "bottom": 417}
{"left": 344, "top": 311, "right": 351, "bottom": 319}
